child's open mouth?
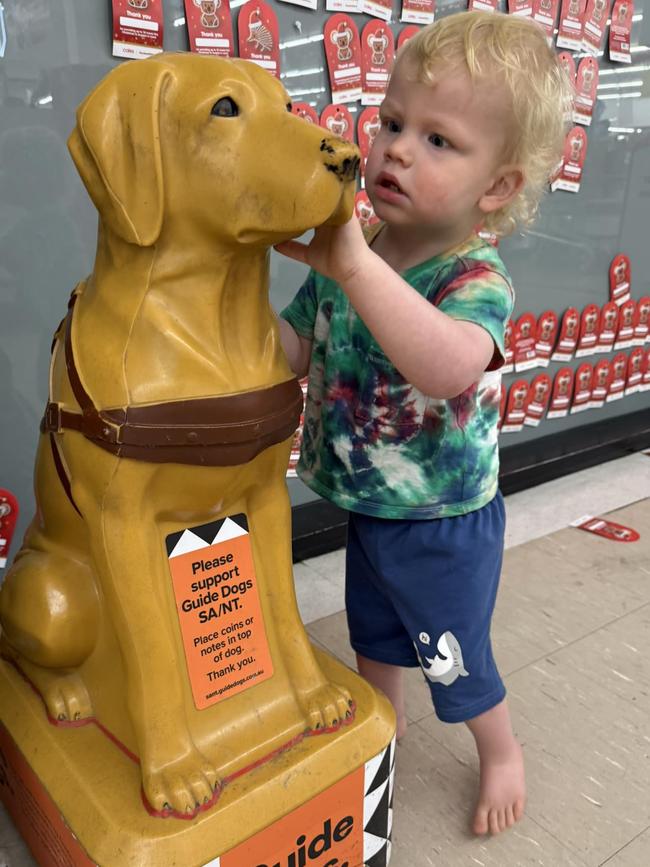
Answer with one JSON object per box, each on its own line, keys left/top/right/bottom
{"left": 375, "top": 172, "right": 406, "bottom": 203}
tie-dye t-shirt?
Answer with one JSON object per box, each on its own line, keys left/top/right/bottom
{"left": 280, "top": 232, "right": 514, "bottom": 519}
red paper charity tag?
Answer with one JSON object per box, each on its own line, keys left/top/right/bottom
{"left": 625, "top": 347, "right": 645, "bottom": 395}
{"left": 291, "top": 102, "right": 320, "bottom": 124}
{"left": 609, "top": 0, "right": 633, "bottom": 63}
{"left": 572, "top": 515, "right": 640, "bottom": 542}
{"left": 501, "top": 380, "right": 530, "bottom": 433}
{"left": 524, "top": 373, "right": 552, "bottom": 426}
{"left": 606, "top": 352, "right": 628, "bottom": 401}
{"left": 573, "top": 57, "right": 599, "bottom": 126}
{"left": 634, "top": 296, "right": 650, "bottom": 345}
{"left": 609, "top": 253, "right": 631, "bottom": 306}
{"left": 547, "top": 367, "right": 574, "bottom": 418}
{"left": 361, "top": 21, "right": 394, "bottom": 105}
{"left": 397, "top": 25, "right": 421, "bottom": 50}
{"left": 552, "top": 306, "right": 580, "bottom": 361}
{"left": 0, "top": 489, "right": 19, "bottom": 569}
{"left": 591, "top": 358, "right": 612, "bottom": 407}
{"left": 401, "top": 0, "right": 435, "bottom": 25}
{"left": 557, "top": 0, "right": 586, "bottom": 51}
{"left": 535, "top": 310, "right": 559, "bottom": 366}
{"left": 503, "top": 318, "right": 514, "bottom": 373}
{"left": 551, "top": 127, "right": 588, "bottom": 193}
{"left": 582, "top": 0, "right": 613, "bottom": 55}
{"left": 238, "top": 1, "right": 280, "bottom": 78}
{"left": 641, "top": 348, "right": 650, "bottom": 392}
{"left": 361, "top": 0, "right": 392, "bottom": 22}
{"left": 557, "top": 50, "right": 577, "bottom": 80}
{"left": 112, "top": 0, "right": 164, "bottom": 59}
{"left": 514, "top": 312, "right": 537, "bottom": 371}
{"left": 575, "top": 303, "right": 601, "bottom": 357}
{"left": 184, "top": 0, "right": 234, "bottom": 57}
{"left": 571, "top": 362, "right": 593, "bottom": 413}
{"left": 357, "top": 107, "right": 381, "bottom": 184}
{"left": 355, "top": 190, "right": 380, "bottom": 227}
{"left": 325, "top": 15, "right": 363, "bottom": 104}
{"left": 469, "top": 0, "right": 498, "bottom": 11}
{"left": 614, "top": 299, "right": 636, "bottom": 350}
{"left": 598, "top": 301, "right": 619, "bottom": 353}
{"left": 320, "top": 104, "right": 355, "bottom": 141}
{"left": 532, "top": 0, "right": 561, "bottom": 39}
{"left": 508, "top": 0, "right": 534, "bottom": 16}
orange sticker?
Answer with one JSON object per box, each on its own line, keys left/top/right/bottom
{"left": 220, "top": 765, "right": 364, "bottom": 867}
{"left": 166, "top": 514, "right": 273, "bottom": 709}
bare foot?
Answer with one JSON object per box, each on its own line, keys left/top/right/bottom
{"left": 472, "top": 738, "right": 526, "bottom": 836}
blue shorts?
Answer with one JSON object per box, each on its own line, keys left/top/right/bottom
{"left": 345, "top": 493, "right": 506, "bottom": 724}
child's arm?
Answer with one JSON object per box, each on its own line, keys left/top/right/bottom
{"left": 275, "top": 218, "right": 495, "bottom": 400}
{"left": 276, "top": 314, "right": 313, "bottom": 379}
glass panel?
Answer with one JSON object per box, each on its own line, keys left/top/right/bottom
{"left": 1, "top": 0, "right": 649, "bottom": 551}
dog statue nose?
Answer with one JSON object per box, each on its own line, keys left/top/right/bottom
{"left": 337, "top": 154, "right": 360, "bottom": 182}
{"left": 320, "top": 138, "right": 360, "bottom": 183}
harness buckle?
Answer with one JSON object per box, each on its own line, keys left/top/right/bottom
{"left": 42, "top": 402, "right": 62, "bottom": 434}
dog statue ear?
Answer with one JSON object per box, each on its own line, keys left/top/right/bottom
{"left": 68, "top": 59, "right": 171, "bottom": 247}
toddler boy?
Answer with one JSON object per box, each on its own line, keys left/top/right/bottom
{"left": 276, "top": 11, "right": 572, "bottom": 836}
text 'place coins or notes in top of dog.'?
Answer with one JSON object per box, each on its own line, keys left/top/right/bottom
{"left": 166, "top": 514, "right": 274, "bottom": 709}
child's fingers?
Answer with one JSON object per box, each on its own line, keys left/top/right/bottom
{"left": 274, "top": 240, "right": 309, "bottom": 263}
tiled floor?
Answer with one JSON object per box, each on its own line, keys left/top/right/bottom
{"left": 2, "top": 452, "right": 650, "bottom": 866}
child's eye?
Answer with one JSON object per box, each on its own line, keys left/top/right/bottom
{"left": 382, "top": 118, "right": 401, "bottom": 134}
{"left": 429, "top": 133, "right": 449, "bottom": 149}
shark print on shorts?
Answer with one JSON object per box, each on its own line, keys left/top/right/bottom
{"left": 415, "top": 630, "right": 469, "bottom": 687}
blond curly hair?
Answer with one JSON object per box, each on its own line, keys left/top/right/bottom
{"left": 398, "top": 11, "right": 574, "bottom": 236}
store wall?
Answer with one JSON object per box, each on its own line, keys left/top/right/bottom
{"left": 1, "top": 0, "right": 649, "bottom": 557}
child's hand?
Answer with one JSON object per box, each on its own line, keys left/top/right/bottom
{"left": 274, "top": 215, "right": 371, "bottom": 286}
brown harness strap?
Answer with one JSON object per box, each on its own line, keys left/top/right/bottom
{"left": 49, "top": 434, "right": 82, "bottom": 516}
{"left": 42, "top": 294, "right": 303, "bottom": 467}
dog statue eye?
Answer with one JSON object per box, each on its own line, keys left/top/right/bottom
{"left": 286, "top": 102, "right": 292, "bottom": 112}
{"left": 211, "top": 97, "right": 239, "bottom": 118}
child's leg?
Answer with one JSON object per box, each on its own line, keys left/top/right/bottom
{"left": 465, "top": 698, "right": 526, "bottom": 836}
{"left": 356, "top": 653, "right": 407, "bottom": 739}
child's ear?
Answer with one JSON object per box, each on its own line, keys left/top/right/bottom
{"left": 478, "top": 166, "right": 525, "bottom": 215}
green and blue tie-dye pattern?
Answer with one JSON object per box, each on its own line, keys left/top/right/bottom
{"left": 280, "top": 235, "right": 515, "bottom": 519}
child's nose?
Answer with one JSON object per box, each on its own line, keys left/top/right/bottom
{"left": 384, "top": 133, "right": 412, "bottom": 165}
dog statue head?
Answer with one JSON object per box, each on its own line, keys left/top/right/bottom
{"left": 68, "top": 55, "right": 359, "bottom": 249}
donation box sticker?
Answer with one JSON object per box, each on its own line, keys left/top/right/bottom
{"left": 220, "top": 764, "right": 364, "bottom": 867}
{"left": 166, "top": 514, "right": 273, "bottom": 709}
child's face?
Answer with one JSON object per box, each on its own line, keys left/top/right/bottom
{"left": 365, "top": 61, "right": 519, "bottom": 241}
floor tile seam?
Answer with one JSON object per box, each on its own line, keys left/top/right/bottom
{"left": 502, "top": 599, "right": 650, "bottom": 679}
{"left": 522, "top": 813, "right": 591, "bottom": 866}
{"left": 405, "top": 707, "right": 437, "bottom": 726}
{"left": 598, "top": 824, "right": 650, "bottom": 866}
{"left": 410, "top": 719, "right": 479, "bottom": 774}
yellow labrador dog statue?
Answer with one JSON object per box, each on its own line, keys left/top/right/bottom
{"left": 0, "top": 55, "right": 393, "bottom": 858}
